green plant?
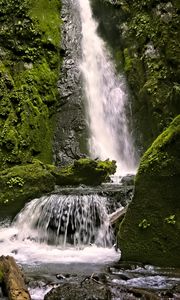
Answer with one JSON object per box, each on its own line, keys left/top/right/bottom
{"left": 7, "top": 177, "right": 25, "bottom": 188}
{"left": 138, "top": 219, "right": 151, "bottom": 229}
{"left": 165, "top": 215, "right": 176, "bottom": 225}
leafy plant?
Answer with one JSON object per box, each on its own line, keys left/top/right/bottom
{"left": 139, "top": 219, "right": 151, "bottom": 229}
{"left": 164, "top": 215, "right": 176, "bottom": 225}
{"left": 7, "top": 177, "right": 25, "bottom": 188}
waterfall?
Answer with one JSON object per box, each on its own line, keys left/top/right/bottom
{"left": 13, "top": 194, "right": 113, "bottom": 248}
{"left": 0, "top": 193, "right": 119, "bottom": 264}
{"left": 78, "top": 0, "right": 137, "bottom": 175}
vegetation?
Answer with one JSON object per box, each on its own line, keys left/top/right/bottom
{"left": 118, "top": 116, "right": 180, "bottom": 267}
{"left": 0, "top": 0, "right": 61, "bottom": 170}
{"left": 0, "top": 158, "right": 116, "bottom": 217}
{"left": 53, "top": 158, "right": 117, "bottom": 186}
{"left": 122, "top": 0, "right": 180, "bottom": 149}
{"left": 98, "top": 0, "right": 180, "bottom": 151}
{"left": 0, "top": 160, "right": 55, "bottom": 217}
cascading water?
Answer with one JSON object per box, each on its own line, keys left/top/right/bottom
{"left": 78, "top": 0, "right": 137, "bottom": 175}
{"left": 14, "top": 194, "right": 112, "bottom": 248}
{"left": 0, "top": 194, "right": 119, "bottom": 265}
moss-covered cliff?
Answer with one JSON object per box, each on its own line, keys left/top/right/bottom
{"left": 118, "top": 115, "right": 180, "bottom": 267}
{"left": 93, "top": 0, "right": 180, "bottom": 151}
{"left": 0, "top": 0, "right": 61, "bottom": 170}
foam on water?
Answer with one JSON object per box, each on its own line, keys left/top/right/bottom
{"left": 0, "top": 226, "right": 119, "bottom": 265}
{"left": 0, "top": 194, "right": 120, "bottom": 265}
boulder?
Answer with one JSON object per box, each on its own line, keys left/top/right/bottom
{"left": 0, "top": 160, "right": 55, "bottom": 218}
{"left": 0, "top": 158, "right": 116, "bottom": 218}
{"left": 118, "top": 115, "right": 180, "bottom": 267}
{"left": 53, "top": 158, "right": 117, "bottom": 186}
{"left": 44, "top": 280, "right": 110, "bottom": 300}
{"left": 0, "top": 256, "right": 31, "bottom": 300}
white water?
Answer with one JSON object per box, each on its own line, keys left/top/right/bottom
{"left": 0, "top": 195, "right": 119, "bottom": 265}
{"left": 78, "top": 0, "right": 137, "bottom": 175}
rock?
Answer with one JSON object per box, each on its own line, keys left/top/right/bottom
{"left": 0, "top": 158, "right": 117, "bottom": 218}
{"left": 54, "top": 0, "right": 88, "bottom": 166}
{"left": 44, "top": 280, "right": 110, "bottom": 300}
{"left": 118, "top": 115, "right": 180, "bottom": 267}
{"left": 120, "top": 175, "right": 135, "bottom": 186}
{"left": 0, "top": 160, "right": 55, "bottom": 218}
{"left": 0, "top": 255, "right": 31, "bottom": 300}
{"left": 53, "top": 158, "right": 117, "bottom": 186}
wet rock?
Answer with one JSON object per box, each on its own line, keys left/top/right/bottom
{"left": 120, "top": 175, "right": 135, "bottom": 186}
{"left": 44, "top": 280, "right": 110, "bottom": 300}
{"left": 54, "top": 0, "right": 88, "bottom": 166}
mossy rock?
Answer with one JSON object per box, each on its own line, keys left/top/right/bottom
{"left": 0, "top": 160, "right": 55, "bottom": 218}
{"left": 53, "top": 158, "right": 117, "bottom": 186}
{"left": 118, "top": 115, "right": 180, "bottom": 267}
{"left": 0, "top": 158, "right": 116, "bottom": 218}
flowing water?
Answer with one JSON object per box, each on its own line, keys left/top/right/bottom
{"left": 1, "top": 1, "right": 180, "bottom": 299}
{"left": 0, "top": 194, "right": 118, "bottom": 265}
{"left": 78, "top": 0, "right": 137, "bottom": 175}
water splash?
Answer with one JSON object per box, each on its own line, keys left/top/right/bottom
{"left": 14, "top": 194, "right": 113, "bottom": 248}
{"left": 0, "top": 194, "right": 119, "bottom": 265}
{"left": 78, "top": 0, "right": 137, "bottom": 175}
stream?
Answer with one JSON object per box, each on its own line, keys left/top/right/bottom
{"left": 0, "top": 181, "right": 180, "bottom": 299}
{"left": 0, "top": 0, "right": 179, "bottom": 299}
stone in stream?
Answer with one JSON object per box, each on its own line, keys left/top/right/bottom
{"left": 44, "top": 280, "right": 110, "bottom": 300}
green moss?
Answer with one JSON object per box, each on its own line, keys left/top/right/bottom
{"left": 29, "top": 0, "right": 61, "bottom": 47}
{"left": 118, "top": 116, "right": 180, "bottom": 267}
{"left": 108, "top": 0, "right": 180, "bottom": 150}
{"left": 137, "top": 115, "right": 180, "bottom": 176}
{"left": 0, "top": 160, "right": 55, "bottom": 218}
{"left": 53, "top": 158, "right": 117, "bottom": 186}
{"left": 0, "top": 0, "right": 61, "bottom": 170}
{"left": 0, "top": 158, "right": 116, "bottom": 217}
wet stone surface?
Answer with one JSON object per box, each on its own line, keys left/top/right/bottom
{"left": 27, "top": 262, "right": 180, "bottom": 300}
{"left": 53, "top": 0, "right": 88, "bottom": 166}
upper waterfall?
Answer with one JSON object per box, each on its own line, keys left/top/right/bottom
{"left": 78, "top": 0, "right": 137, "bottom": 175}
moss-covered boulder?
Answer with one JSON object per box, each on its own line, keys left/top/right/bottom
{"left": 118, "top": 115, "right": 180, "bottom": 267}
{"left": 0, "top": 160, "right": 55, "bottom": 218}
{"left": 0, "top": 158, "right": 116, "bottom": 217}
{"left": 53, "top": 158, "right": 117, "bottom": 186}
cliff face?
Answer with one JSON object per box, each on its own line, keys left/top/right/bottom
{"left": 0, "top": 0, "right": 61, "bottom": 170}
{"left": 118, "top": 115, "right": 180, "bottom": 267}
{"left": 92, "top": 0, "right": 180, "bottom": 152}
{"left": 0, "top": 0, "right": 62, "bottom": 213}
{"left": 93, "top": 0, "right": 180, "bottom": 267}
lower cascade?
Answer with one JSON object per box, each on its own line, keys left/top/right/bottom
{"left": 0, "top": 194, "right": 119, "bottom": 265}
{"left": 14, "top": 194, "right": 113, "bottom": 248}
